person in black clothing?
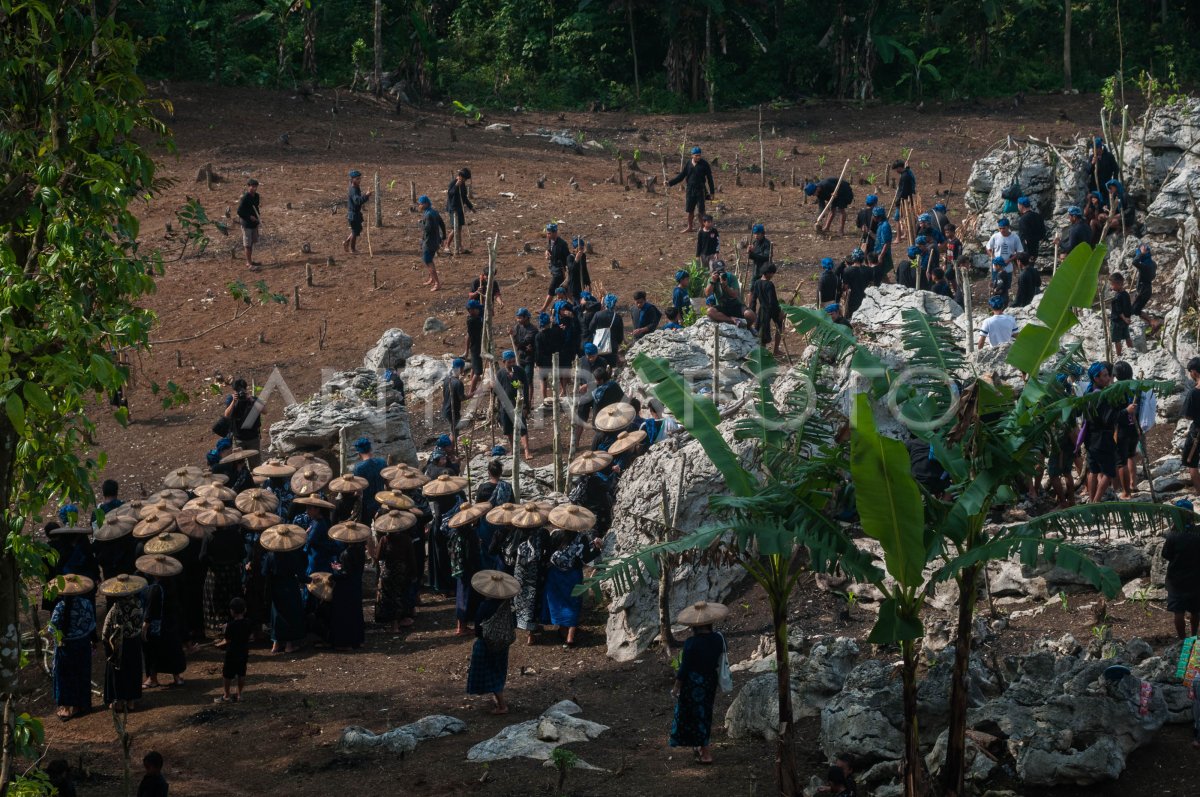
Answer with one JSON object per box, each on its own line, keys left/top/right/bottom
{"left": 806, "top": 178, "right": 854, "bottom": 235}
{"left": 541, "top": 223, "right": 570, "bottom": 311}
{"left": 1011, "top": 252, "right": 1041, "bottom": 307}
{"left": 824, "top": 302, "right": 852, "bottom": 328}
{"left": 138, "top": 751, "right": 168, "bottom": 797}
{"left": 1087, "top": 136, "right": 1120, "bottom": 193}
{"left": 1130, "top": 243, "right": 1162, "bottom": 333}
{"left": 667, "top": 146, "right": 715, "bottom": 233}
{"left": 495, "top": 351, "right": 531, "bottom": 459}
{"left": 445, "top": 168, "right": 474, "bottom": 254}
{"left": 841, "top": 257, "right": 872, "bottom": 320}
{"left": 749, "top": 264, "right": 783, "bottom": 355}
{"left": 222, "top": 378, "right": 263, "bottom": 455}
{"left": 588, "top": 366, "right": 625, "bottom": 441}
{"left": 442, "top": 358, "right": 467, "bottom": 446}
{"left": 469, "top": 267, "right": 503, "bottom": 309}
{"left": 342, "top": 169, "right": 371, "bottom": 254}
{"left": 1084, "top": 361, "right": 1120, "bottom": 503}
{"left": 1109, "top": 272, "right": 1133, "bottom": 356}
{"left": 567, "top": 236, "right": 591, "bottom": 300}
{"left": 929, "top": 268, "right": 953, "bottom": 299}
{"left": 695, "top": 214, "right": 720, "bottom": 268}
{"left": 818, "top": 257, "right": 841, "bottom": 303}
{"left": 236, "top": 179, "right": 261, "bottom": 271}
{"left": 464, "top": 299, "right": 484, "bottom": 396}
{"left": 892, "top": 159, "right": 917, "bottom": 237}
{"left": 217, "top": 597, "right": 251, "bottom": 703}
{"left": 630, "top": 291, "right": 662, "bottom": 342}
{"left": 746, "top": 224, "right": 772, "bottom": 282}
{"left": 855, "top": 194, "right": 879, "bottom": 246}
{"left": 586, "top": 294, "right": 625, "bottom": 369}
{"left": 511, "top": 308, "right": 537, "bottom": 386}
{"left": 533, "top": 312, "right": 563, "bottom": 399}
{"left": 46, "top": 760, "right": 77, "bottom": 797}
{"left": 1015, "top": 197, "right": 1045, "bottom": 262}
{"left": 418, "top": 195, "right": 447, "bottom": 292}
{"left": 1058, "top": 206, "right": 1091, "bottom": 260}
{"left": 1183, "top": 358, "right": 1200, "bottom": 495}
{"left": 1164, "top": 498, "right": 1200, "bottom": 639}
{"left": 578, "top": 291, "right": 601, "bottom": 334}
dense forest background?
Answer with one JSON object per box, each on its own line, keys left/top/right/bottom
{"left": 123, "top": 0, "right": 1198, "bottom": 110}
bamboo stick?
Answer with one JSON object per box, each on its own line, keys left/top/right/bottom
{"left": 815, "top": 159, "right": 851, "bottom": 230}
{"left": 961, "top": 264, "right": 975, "bottom": 354}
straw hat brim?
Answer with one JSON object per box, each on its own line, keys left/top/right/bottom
{"left": 329, "top": 474, "right": 369, "bottom": 493}
{"left": 471, "top": 569, "right": 520, "bottom": 599}
{"left": 549, "top": 504, "right": 597, "bottom": 531}
{"left": 285, "top": 453, "right": 333, "bottom": 472}
{"left": 259, "top": 524, "right": 306, "bottom": 552}
{"left": 94, "top": 518, "right": 136, "bottom": 542}
{"left": 136, "top": 554, "right": 183, "bottom": 578}
{"left": 48, "top": 574, "right": 95, "bottom": 597}
{"left": 293, "top": 495, "right": 335, "bottom": 510}
{"left": 147, "top": 489, "right": 189, "bottom": 507}
{"left": 607, "top": 429, "right": 647, "bottom": 456}
{"left": 594, "top": 402, "right": 636, "bottom": 432}
{"left": 219, "top": 449, "right": 258, "bottom": 464}
{"left": 175, "top": 509, "right": 207, "bottom": 539}
{"left": 510, "top": 506, "right": 548, "bottom": 529}
{"left": 374, "top": 511, "right": 417, "bottom": 533}
{"left": 448, "top": 502, "right": 491, "bottom": 528}
{"left": 242, "top": 511, "right": 283, "bottom": 531}
{"left": 99, "top": 574, "right": 148, "bottom": 597}
{"left": 389, "top": 475, "right": 429, "bottom": 491}
{"left": 329, "top": 522, "right": 371, "bottom": 543}
{"left": 676, "top": 600, "right": 729, "bottom": 626}
{"left": 195, "top": 484, "right": 237, "bottom": 502}
{"left": 485, "top": 502, "right": 519, "bottom": 525}
{"left": 163, "top": 466, "right": 206, "bottom": 490}
{"left": 376, "top": 491, "right": 415, "bottom": 510}
{"left": 291, "top": 469, "right": 332, "bottom": 495}
{"left": 196, "top": 508, "right": 241, "bottom": 528}
{"left": 132, "top": 516, "right": 177, "bottom": 538}
{"left": 568, "top": 451, "right": 613, "bottom": 475}
{"left": 137, "top": 502, "right": 180, "bottom": 520}
{"left": 422, "top": 475, "right": 468, "bottom": 496}
{"left": 235, "top": 489, "right": 280, "bottom": 514}
{"left": 253, "top": 461, "right": 296, "bottom": 478}
{"left": 144, "top": 532, "right": 189, "bottom": 556}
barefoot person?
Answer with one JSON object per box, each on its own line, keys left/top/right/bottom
{"left": 47, "top": 574, "right": 96, "bottom": 721}
{"left": 466, "top": 570, "right": 520, "bottom": 715}
{"left": 669, "top": 600, "right": 729, "bottom": 765}
{"left": 100, "top": 574, "right": 145, "bottom": 713}
{"left": 805, "top": 177, "right": 854, "bottom": 235}
{"left": 236, "top": 178, "right": 262, "bottom": 271}
{"left": 342, "top": 170, "right": 371, "bottom": 254}
{"left": 1164, "top": 500, "right": 1200, "bottom": 640}
{"left": 667, "top": 146, "right": 715, "bottom": 233}
{"left": 445, "top": 167, "right": 473, "bottom": 253}
{"left": 418, "top": 195, "right": 446, "bottom": 292}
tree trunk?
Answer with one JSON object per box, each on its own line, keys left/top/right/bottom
{"left": 942, "top": 564, "right": 980, "bottom": 795}
{"left": 0, "top": 425, "right": 21, "bottom": 795}
{"left": 1063, "top": 0, "right": 1072, "bottom": 92}
{"left": 373, "top": 0, "right": 383, "bottom": 97}
{"left": 303, "top": 2, "right": 318, "bottom": 76}
{"left": 772, "top": 591, "right": 800, "bottom": 796}
{"left": 704, "top": 9, "right": 714, "bottom": 114}
{"left": 900, "top": 638, "right": 926, "bottom": 796}
{"left": 626, "top": 0, "right": 640, "bottom": 102}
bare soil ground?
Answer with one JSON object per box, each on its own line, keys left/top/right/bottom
{"left": 23, "top": 86, "right": 1197, "bottom": 795}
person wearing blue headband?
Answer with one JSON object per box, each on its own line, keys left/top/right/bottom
{"left": 1102, "top": 179, "right": 1129, "bottom": 237}
{"left": 445, "top": 168, "right": 474, "bottom": 254}
{"left": 534, "top": 310, "right": 564, "bottom": 400}
{"left": 511, "top": 308, "right": 537, "bottom": 388}
{"left": 746, "top": 223, "right": 772, "bottom": 282}
{"left": 673, "top": 269, "right": 693, "bottom": 316}
{"left": 704, "top": 266, "right": 756, "bottom": 330}
{"left": 870, "top": 205, "right": 893, "bottom": 286}
{"left": 1129, "top": 243, "right": 1163, "bottom": 335}
{"left": 352, "top": 437, "right": 387, "bottom": 522}
{"left": 897, "top": 246, "right": 919, "bottom": 289}
{"left": 841, "top": 248, "right": 873, "bottom": 320}
{"left": 631, "top": 290, "right": 662, "bottom": 343}
{"left": 418, "top": 193, "right": 447, "bottom": 292}
{"left": 343, "top": 169, "right": 372, "bottom": 255}
{"left": 1088, "top": 135, "right": 1119, "bottom": 194}
{"left": 667, "top": 145, "right": 715, "bottom": 233}
{"left": 892, "top": 158, "right": 918, "bottom": 230}
{"left": 464, "top": 299, "right": 485, "bottom": 396}
{"left": 749, "top": 263, "right": 784, "bottom": 355}
{"left": 1081, "top": 361, "right": 1119, "bottom": 503}
{"left": 823, "top": 301, "right": 851, "bottom": 328}
{"left": 977, "top": 294, "right": 1018, "bottom": 349}
{"left": 442, "top": 358, "right": 467, "bottom": 449}
{"left": 856, "top": 194, "right": 880, "bottom": 246}
{"left": 567, "top": 235, "right": 591, "bottom": 302}
{"left": 1014, "top": 196, "right": 1045, "bottom": 265}
{"left": 1057, "top": 204, "right": 1091, "bottom": 263}
{"left": 495, "top": 350, "right": 531, "bottom": 459}
{"left": 807, "top": 175, "right": 855, "bottom": 235}
{"left": 541, "top": 223, "right": 570, "bottom": 312}
{"left": 818, "top": 257, "right": 841, "bottom": 304}
{"left": 986, "top": 216, "right": 1023, "bottom": 276}
{"left": 586, "top": 293, "right": 625, "bottom": 369}
{"left": 989, "top": 256, "right": 1012, "bottom": 301}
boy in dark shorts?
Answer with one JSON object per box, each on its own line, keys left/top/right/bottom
{"left": 1111, "top": 361, "right": 1141, "bottom": 499}
{"left": 1084, "top": 362, "right": 1120, "bottom": 503}
{"left": 1163, "top": 499, "right": 1200, "bottom": 640}
{"left": 465, "top": 299, "right": 484, "bottom": 396}
{"left": 1182, "top": 357, "right": 1200, "bottom": 494}
{"left": 1109, "top": 273, "right": 1132, "bottom": 356}
{"left": 217, "top": 597, "right": 251, "bottom": 703}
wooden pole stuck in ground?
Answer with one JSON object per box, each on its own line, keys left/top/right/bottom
{"left": 305, "top": 262, "right": 313, "bottom": 286}
{"left": 373, "top": 171, "right": 382, "bottom": 227}
{"left": 409, "top": 180, "right": 416, "bottom": 204}
{"left": 757, "top": 105, "right": 765, "bottom": 188}
{"left": 293, "top": 285, "right": 300, "bottom": 310}
{"left": 711, "top": 324, "right": 721, "bottom": 401}
{"left": 961, "top": 265, "right": 975, "bottom": 353}
{"left": 568, "top": 359, "right": 580, "bottom": 465}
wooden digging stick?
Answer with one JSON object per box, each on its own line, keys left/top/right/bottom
{"left": 815, "top": 159, "right": 851, "bottom": 231}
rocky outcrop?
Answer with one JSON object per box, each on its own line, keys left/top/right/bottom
{"left": 465, "top": 700, "right": 608, "bottom": 768}
{"left": 619, "top": 317, "right": 758, "bottom": 402}
{"left": 269, "top": 331, "right": 418, "bottom": 465}
{"left": 337, "top": 715, "right": 466, "bottom": 756}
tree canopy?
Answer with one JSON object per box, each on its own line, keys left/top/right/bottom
{"left": 120, "top": 0, "right": 1200, "bottom": 110}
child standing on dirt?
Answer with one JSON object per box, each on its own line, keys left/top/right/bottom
{"left": 695, "top": 215, "right": 720, "bottom": 269}
{"left": 216, "top": 597, "right": 250, "bottom": 704}
{"left": 343, "top": 169, "right": 371, "bottom": 254}
{"left": 1109, "top": 273, "right": 1133, "bottom": 357}
{"left": 137, "top": 751, "right": 168, "bottom": 797}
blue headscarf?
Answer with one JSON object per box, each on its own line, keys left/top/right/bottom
{"left": 821, "top": 257, "right": 834, "bottom": 270}
{"left": 538, "top": 312, "right": 551, "bottom": 328}
{"left": 353, "top": 436, "right": 372, "bottom": 453}
{"left": 1087, "top": 362, "right": 1108, "bottom": 380}
{"left": 824, "top": 303, "right": 840, "bottom": 314}
{"left": 491, "top": 445, "right": 507, "bottom": 457}
{"left": 604, "top": 293, "right": 617, "bottom": 310}
{"left": 583, "top": 342, "right": 598, "bottom": 355}
{"left": 987, "top": 296, "right": 1005, "bottom": 310}
{"left": 675, "top": 270, "right": 689, "bottom": 282}
{"left": 865, "top": 195, "right": 878, "bottom": 206}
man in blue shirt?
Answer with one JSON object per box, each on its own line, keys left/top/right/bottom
{"left": 672, "top": 270, "right": 692, "bottom": 316}
{"left": 343, "top": 169, "right": 371, "bottom": 255}
{"left": 352, "top": 437, "right": 387, "bottom": 522}
{"left": 872, "top": 206, "right": 893, "bottom": 285}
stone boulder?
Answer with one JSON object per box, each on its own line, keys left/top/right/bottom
{"left": 466, "top": 700, "right": 608, "bottom": 768}
{"left": 363, "top": 328, "right": 413, "bottom": 372}
{"left": 337, "top": 715, "right": 466, "bottom": 756}
{"left": 269, "top": 367, "right": 417, "bottom": 466}
{"left": 851, "top": 284, "right": 962, "bottom": 333}
{"left": 726, "top": 637, "right": 860, "bottom": 739}
{"left": 400, "top": 354, "right": 452, "bottom": 404}
{"left": 619, "top": 317, "right": 758, "bottom": 401}
{"left": 603, "top": 419, "right": 754, "bottom": 662}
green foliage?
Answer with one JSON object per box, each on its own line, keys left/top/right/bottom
{"left": 175, "top": 197, "right": 228, "bottom": 259}
{"left": 451, "top": 99, "right": 483, "bottom": 123}
{"left": 684, "top": 258, "right": 709, "bottom": 298}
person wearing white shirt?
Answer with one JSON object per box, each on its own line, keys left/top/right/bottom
{"left": 986, "top": 218, "right": 1024, "bottom": 274}
{"left": 977, "top": 295, "right": 1020, "bottom": 348}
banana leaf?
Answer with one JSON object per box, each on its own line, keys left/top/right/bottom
{"left": 1007, "top": 242, "right": 1106, "bottom": 375}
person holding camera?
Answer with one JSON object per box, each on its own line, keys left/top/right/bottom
{"left": 221, "top": 378, "right": 264, "bottom": 456}
{"left": 704, "top": 269, "right": 755, "bottom": 330}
